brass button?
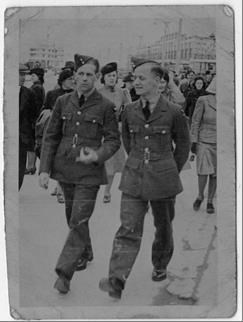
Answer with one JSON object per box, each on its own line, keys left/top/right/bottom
{"left": 145, "top": 136, "right": 149, "bottom": 140}
{"left": 144, "top": 124, "right": 149, "bottom": 128}
{"left": 93, "top": 120, "right": 96, "bottom": 123}
{"left": 144, "top": 160, "right": 149, "bottom": 164}
{"left": 144, "top": 147, "right": 149, "bottom": 152}
{"left": 77, "top": 111, "right": 82, "bottom": 115}
{"left": 76, "top": 122, "right": 80, "bottom": 126}
{"left": 162, "top": 130, "right": 166, "bottom": 134}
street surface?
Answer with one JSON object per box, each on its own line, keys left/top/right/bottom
{"left": 18, "top": 160, "right": 217, "bottom": 312}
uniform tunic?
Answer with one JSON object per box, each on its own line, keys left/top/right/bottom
{"left": 99, "top": 85, "right": 131, "bottom": 175}
{"left": 39, "top": 89, "right": 121, "bottom": 281}
{"left": 108, "top": 94, "right": 190, "bottom": 288}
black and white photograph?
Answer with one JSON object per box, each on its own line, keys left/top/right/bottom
{"left": 2, "top": 2, "right": 240, "bottom": 320}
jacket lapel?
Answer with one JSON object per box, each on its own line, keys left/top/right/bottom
{"left": 70, "top": 89, "right": 101, "bottom": 112}
{"left": 133, "top": 100, "right": 146, "bottom": 122}
{"left": 147, "top": 95, "right": 168, "bottom": 123}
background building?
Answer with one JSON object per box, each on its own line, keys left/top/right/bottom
{"left": 133, "top": 18, "right": 216, "bottom": 74}
{"left": 27, "top": 45, "right": 64, "bottom": 70}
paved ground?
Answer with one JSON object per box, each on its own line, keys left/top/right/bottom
{"left": 17, "top": 160, "right": 217, "bottom": 317}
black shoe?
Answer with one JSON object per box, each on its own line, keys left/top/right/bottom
{"left": 54, "top": 276, "right": 70, "bottom": 294}
{"left": 193, "top": 198, "right": 204, "bottom": 211}
{"left": 99, "top": 278, "right": 122, "bottom": 299}
{"left": 206, "top": 202, "right": 215, "bottom": 214}
{"left": 152, "top": 268, "right": 167, "bottom": 282}
{"left": 76, "top": 254, "right": 93, "bottom": 271}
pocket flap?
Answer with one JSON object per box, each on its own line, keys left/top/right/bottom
{"left": 84, "top": 113, "right": 103, "bottom": 125}
{"left": 129, "top": 125, "right": 140, "bottom": 133}
{"left": 61, "top": 112, "right": 72, "bottom": 121}
{"left": 152, "top": 125, "right": 170, "bottom": 134}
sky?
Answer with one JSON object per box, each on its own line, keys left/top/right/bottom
{"left": 19, "top": 6, "right": 216, "bottom": 68}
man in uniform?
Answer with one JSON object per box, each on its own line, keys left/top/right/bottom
{"left": 39, "top": 54, "right": 120, "bottom": 294}
{"left": 99, "top": 59, "right": 190, "bottom": 299}
{"left": 19, "top": 63, "right": 36, "bottom": 190}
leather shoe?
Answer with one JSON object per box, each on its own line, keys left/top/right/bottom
{"left": 54, "top": 276, "right": 70, "bottom": 294}
{"left": 206, "top": 202, "right": 215, "bottom": 214}
{"left": 193, "top": 198, "right": 204, "bottom": 211}
{"left": 99, "top": 278, "right": 122, "bottom": 299}
{"left": 152, "top": 269, "right": 167, "bottom": 282}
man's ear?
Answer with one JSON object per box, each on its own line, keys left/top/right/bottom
{"left": 95, "top": 72, "right": 101, "bottom": 80}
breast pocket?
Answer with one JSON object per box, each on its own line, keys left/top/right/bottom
{"left": 83, "top": 114, "right": 104, "bottom": 138}
{"left": 61, "top": 112, "right": 73, "bottom": 135}
{"left": 129, "top": 125, "right": 140, "bottom": 145}
{"left": 152, "top": 125, "right": 171, "bottom": 146}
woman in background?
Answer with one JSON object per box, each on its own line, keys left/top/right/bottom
{"left": 190, "top": 77, "right": 217, "bottom": 214}
{"left": 99, "top": 62, "right": 131, "bottom": 203}
{"left": 185, "top": 75, "right": 207, "bottom": 126}
{"left": 158, "top": 68, "right": 185, "bottom": 107}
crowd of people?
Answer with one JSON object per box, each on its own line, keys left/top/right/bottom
{"left": 18, "top": 54, "right": 216, "bottom": 299}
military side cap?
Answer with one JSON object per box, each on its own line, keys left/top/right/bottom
{"left": 74, "top": 54, "right": 94, "bottom": 71}
{"left": 62, "top": 61, "right": 75, "bottom": 71}
{"left": 19, "top": 63, "right": 29, "bottom": 73}
{"left": 131, "top": 56, "right": 159, "bottom": 71}
{"left": 30, "top": 67, "right": 45, "bottom": 77}
{"left": 101, "top": 62, "right": 118, "bottom": 76}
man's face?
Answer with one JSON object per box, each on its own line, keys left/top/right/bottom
{"left": 134, "top": 64, "right": 159, "bottom": 96}
{"left": 188, "top": 72, "right": 194, "bottom": 81}
{"left": 19, "top": 72, "right": 26, "bottom": 86}
{"left": 75, "top": 63, "right": 98, "bottom": 93}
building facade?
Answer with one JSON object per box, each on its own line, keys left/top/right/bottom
{"left": 27, "top": 45, "right": 64, "bottom": 70}
{"left": 134, "top": 32, "right": 216, "bottom": 74}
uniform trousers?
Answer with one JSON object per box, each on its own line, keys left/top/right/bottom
{"left": 109, "top": 192, "right": 175, "bottom": 287}
{"left": 55, "top": 183, "right": 99, "bottom": 280}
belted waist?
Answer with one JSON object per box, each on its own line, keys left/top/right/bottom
{"left": 130, "top": 149, "right": 173, "bottom": 162}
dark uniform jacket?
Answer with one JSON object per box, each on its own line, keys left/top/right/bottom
{"left": 119, "top": 95, "right": 190, "bottom": 200}
{"left": 31, "top": 81, "right": 45, "bottom": 119}
{"left": 39, "top": 89, "right": 121, "bottom": 185}
{"left": 19, "top": 85, "right": 36, "bottom": 149}
{"left": 43, "top": 87, "right": 73, "bottom": 111}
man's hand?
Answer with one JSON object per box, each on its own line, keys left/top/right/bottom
{"left": 39, "top": 172, "right": 49, "bottom": 189}
{"left": 76, "top": 147, "right": 98, "bottom": 164}
{"left": 191, "top": 142, "right": 198, "bottom": 154}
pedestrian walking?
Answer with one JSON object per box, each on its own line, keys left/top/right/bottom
{"left": 184, "top": 76, "right": 207, "bottom": 126}
{"left": 25, "top": 67, "right": 45, "bottom": 175}
{"left": 36, "top": 67, "right": 75, "bottom": 203}
{"left": 19, "top": 63, "right": 36, "bottom": 190}
{"left": 99, "top": 62, "right": 131, "bottom": 203}
{"left": 39, "top": 54, "right": 120, "bottom": 294}
{"left": 99, "top": 59, "right": 190, "bottom": 299}
{"left": 191, "top": 77, "right": 217, "bottom": 214}
{"left": 158, "top": 68, "right": 185, "bottom": 106}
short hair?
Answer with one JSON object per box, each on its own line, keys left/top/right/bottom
{"left": 186, "top": 70, "right": 195, "bottom": 77}
{"left": 151, "top": 66, "right": 169, "bottom": 83}
{"left": 193, "top": 76, "right": 206, "bottom": 89}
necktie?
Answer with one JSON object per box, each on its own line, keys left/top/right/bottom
{"left": 143, "top": 101, "right": 151, "bottom": 120}
{"left": 79, "top": 94, "right": 85, "bottom": 107}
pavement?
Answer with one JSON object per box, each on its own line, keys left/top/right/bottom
{"left": 15, "top": 158, "right": 217, "bottom": 320}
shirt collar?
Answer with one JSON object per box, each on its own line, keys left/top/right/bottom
{"left": 140, "top": 94, "right": 160, "bottom": 108}
{"left": 77, "top": 87, "right": 95, "bottom": 100}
